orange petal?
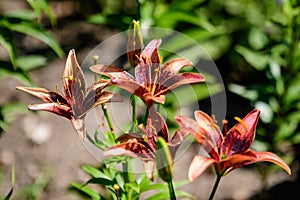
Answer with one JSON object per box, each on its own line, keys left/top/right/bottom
{"left": 253, "top": 151, "right": 291, "bottom": 175}
{"left": 16, "top": 87, "right": 53, "bottom": 103}
{"left": 188, "top": 155, "right": 216, "bottom": 181}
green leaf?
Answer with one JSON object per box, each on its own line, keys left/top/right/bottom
{"left": 125, "top": 181, "right": 140, "bottom": 193}
{"left": 27, "top": 0, "right": 57, "bottom": 26}
{"left": 0, "top": 25, "right": 17, "bottom": 69}
{"left": 146, "top": 189, "right": 195, "bottom": 200}
{"left": 284, "top": 74, "right": 300, "bottom": 105}
{"left": 70, "top": 182, "right": 103, "bottom": 200}
{"left": 82, "top": 166, "right": 106, "bottom": 179}
{"left": 0, "top": 103, "right": 28, "bottom": 132}
{"left": 85, "top": 178, "right": 114, "bottom": 186}
{"left": 0, "top": 61, "right": 34, "bottom": 86}
{"left": 7, "top": 17, "right": 63, "bottom": 57}
{"left": 235, "top": 45, "right": 269, "bottom": 70}
{"left": 16, "top": 55, "right": 47, "bottom": 71}
{"left": 4, "top": 10, "right": 36, "bottom": 20}
{"left": 140, "top": 183, "right": 167, "bottom": 193}
{"left": 3, "top": 165, "right": 14, "bottom": 200}
{"left": 248, "top": 27, "right": 269, "bottom": 50}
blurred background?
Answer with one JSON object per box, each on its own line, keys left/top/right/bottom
{"left": 0, "top": 0, "right": 299, "bottom": 199}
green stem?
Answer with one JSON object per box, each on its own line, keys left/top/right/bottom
{"left": 101, "top": 104, "right": 114, "bottom": 133}
{"left": 122, "top": 162, "right": 129, "bottom": 184}
{"left": 143, "top": 106, "right": 150, "bottom": 126}
{"left": 208, "top": 175, "right": 222, "bottom": 200}
{"left": 167, "top": 180, "right": 176, "bottom": 200}
{"left": 130, "top": 95, "right": 138, "bottom": 132}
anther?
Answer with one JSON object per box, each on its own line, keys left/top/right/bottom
{"left": 234, "top": 116, "right": 249, "bottom": 132}
{"left": 222, "top": 119, "right": 228, "bottom": 134}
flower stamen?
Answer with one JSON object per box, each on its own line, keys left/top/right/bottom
{"left": 222, "top": 120, "right": 228, "bottom": 134}
{"left": 234, "top": 116, "right": 249, "bottom": 132}
{"left": 234, "top": 127, "right": 244, "bottom": 135}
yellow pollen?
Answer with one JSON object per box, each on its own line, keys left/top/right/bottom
{"left": 81, "top": 90, "right": 85, "bottom": 98}
{"left": 234, "top": 116, "right": 249, "bottom": 132}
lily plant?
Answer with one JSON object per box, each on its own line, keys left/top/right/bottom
{"left": 176, "top": 109, "right": 291, "bottom": 200}
{"left": 104, "top": 107, "right": 188, "bottom": 199}
{"left": 16, "top": 49, "right": 121, "bottom": 139}
{"left": 16, "top": 19, "right": 292, "bottom": 200}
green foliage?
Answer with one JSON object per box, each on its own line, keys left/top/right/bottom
{"left": 14, "top": 174, "right": 50, "bottom": 200}
{"left": 0, "top": 165, "right": 14, "bottom": 200}
{"left": 0, "top": 0, "right": 63, "bottom": 134}
{"left": 227, "top": 0, "right": 300, "bottom": 166}
{"left": 70, "top": 164, "right": 192, "bottom": 200}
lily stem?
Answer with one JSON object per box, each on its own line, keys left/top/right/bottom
{"left": 101, "top": 104, "right": 114, "bottom": 133}
{"left": 130, "top": 95, "right": 138, "bottom": 132}
{"left": 143, "top": 106, "right": 150, "bottom": 126}
{"left": 122, "top": 161, "right": 129, "bottom": 184}
{"left": 208, "top": 174, "right": 222, "bottom": 200}
{"left": 167, "top": 180, "right": 176, "bottom": 200}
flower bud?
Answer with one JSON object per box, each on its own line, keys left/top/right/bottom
{"left": 127, "top": 20, "right": 143, "bottom": 67}
{"left": 156, "top": 137, "right": 173, "bottom": 182}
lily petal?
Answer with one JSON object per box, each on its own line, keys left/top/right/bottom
{"left": 90, "top": 64, "right": 135, "bottom": 81}
{"left": 188, "top": 155, "right": 216, "bottom": 181}
{"left": 16, "top": 87, "right": 55, "bottom": 103}
{"left": 168, "top": 128, "right": 189, "bottom": 158}
{"left": 223, "top": 109, "right": 260, "bottom": 155}
{"left": 28, "top": 103, "right": 72, "bottom": 119}
{"left": 109, "top": 77, "right": 162, "bottom": 104}
{"left": 63, "top": 49, "right": 86, "bottom": 105}
{"left": 175, "top": 115, "right": 204, "bottom": 143}
{"left": 156, "top": 72, "right": 205, "bottom": 96}
{"left": 144, "top": 161, "right": 156, "bottom": 181}
{"left": 248, "top": 150, "right": 291, "bottom": 175}
{"left": 105, "top": 133, "right": 156, "bottom": 161}
{"left": 71, "top": 117, "right": 86, "bottom": 139}
{"left": 219, "top": 150, "right": 257, "bottom": 175}
{"left": 149, "top": 108, "right": 169, "bottom": 141}
{"left": 159, "top": 58, "right": 193, "bottom": 82}
{"left": 195, "top": 111, "right": 223, "bottom": 160}
{"left": 138, "top": 39, "right": 161, "bottom": 66}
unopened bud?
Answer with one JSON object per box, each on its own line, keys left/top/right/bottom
{"left": 127, "top": 20, "right": 143, "bottom": 67}
{"left": 156, "top": 137, "right": 173, "bottom": 182}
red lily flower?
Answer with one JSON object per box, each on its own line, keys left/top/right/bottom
{"left": 104, "top": 108, "right": 188, "bottom": 180}
{"left": 16, "top": 49, "right": 121, "bottom": 139}
{"left": 90, "top": 39, "right": 205, "bottom": 106}
{"left": 176, "top": 109, "right": 291, "bottom": 181}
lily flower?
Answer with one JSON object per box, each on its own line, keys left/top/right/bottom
{"left": 90, "top": 39, "right": 205, "bottom": 106}
{"left": 176, "top": 109, "right": 291, "bottom": 181}
{"left": 16, "top": 49, "right": 121, "bottom": 139}
{"left": 104, "top": 108, "right": 188, "bottom": 180}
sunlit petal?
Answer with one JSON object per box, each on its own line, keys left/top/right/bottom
{"left": 90, "top": 64, "right": 135, "bottom": 81}
{"left": 249, "top": 150, "right": 291, "bottom": 175}
{"left": 28, "top": 103, "right": 72, "bottom": 119}
{"left": 16, "top": 87, "right": 53, "bottom": 103}
{"left": 223, "top": 109, "right": 260, "bottom": 155}
{"left": 156, "top": 72, "right": 205, "bottom": 96}
{"left": 188, "top": 155, "right": 216, "bottom": 181}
